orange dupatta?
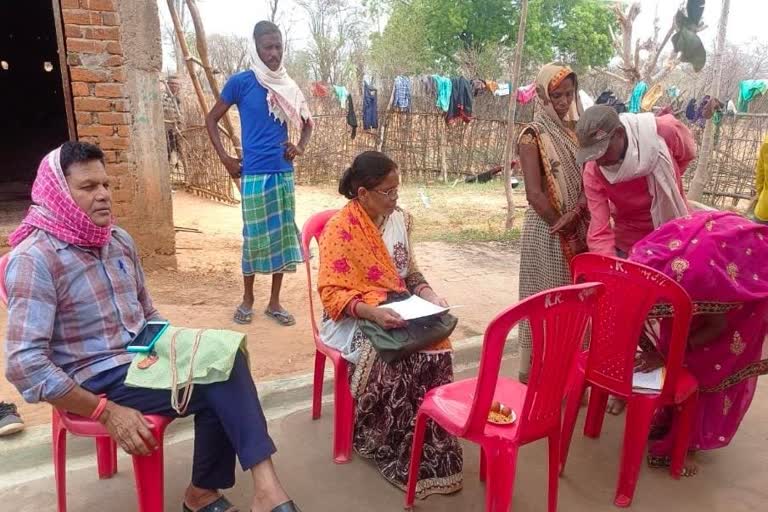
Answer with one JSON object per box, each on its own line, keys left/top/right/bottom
{"left": 318, "top": 200, "right": 407, "bottom": 321}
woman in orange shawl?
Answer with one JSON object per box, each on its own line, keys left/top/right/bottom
{"left": 318, "top": 151, "right": 463, "bottom": 498}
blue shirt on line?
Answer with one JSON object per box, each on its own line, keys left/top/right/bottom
{"left": 221, "top": 70, "right": 293, "bottom": 175}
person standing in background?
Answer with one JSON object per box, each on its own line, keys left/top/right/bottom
{"left": 516, "top": 63, "right": 588, "bottom": 383}
{"left": 206, "top": 21, "right": 313, "bottom": 327}
{"left": 752, "top": 132, "right": 768, "bottom": 224}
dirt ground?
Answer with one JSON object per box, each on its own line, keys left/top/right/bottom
{"left": 0, "top": 186, "right": 520, "bottom": 427}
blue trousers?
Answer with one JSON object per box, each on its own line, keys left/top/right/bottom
{"left": 82, "top": 352, "right": 275, "bottom": 490}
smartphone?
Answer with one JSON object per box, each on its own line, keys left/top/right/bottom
{"left": 126, "top": 321, "right": 170, "bottom": 353}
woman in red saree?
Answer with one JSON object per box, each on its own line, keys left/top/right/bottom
{"left": 631, "top": 211, "right": 768, "bottom": 474}
{"left": 317, "top": 152, "right": 463, "bottom": 498}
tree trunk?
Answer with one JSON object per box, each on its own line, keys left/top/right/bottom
{"left": 166, "top": 0, "right": 208, "bottom": 125}
{"left": 502, "top": 0, "right": 529, "bottom": 230}
{"left": 688, "top": 0, "right": 731, "bottom": 202}
{"left": 184, "top": 0, "right": 242, "bottom": 159}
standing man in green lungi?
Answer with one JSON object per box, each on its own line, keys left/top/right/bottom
{"left": 207, "top": 20, "right": 313, "bottom": 326}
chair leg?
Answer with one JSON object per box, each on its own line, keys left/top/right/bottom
{"left": 548, "top": 432, "right": 561, "bottom": 512}
{"left": 96, "top": 437, "right": 117, "bottom": 479}
{"left": 332, "top": 361, "right": 354, "bottom": 464}
{"left": 405, "top": 412, "right": 429, "bottom": 508}
{"left": 52, "top": 411, "right": 68, "bottom": 512}
{"left": 484, "top": 445, "right": 518, "bottom": 512}
{"left": 312, "top": 350, "right": 326, "bottom": 420}
{"left": 132, "top": 429, "right": 166, "bottom": 512}
{"left": 584, "top": 387, "right": 609, "bottom": 438}
{"left": 559, "top": 374, "right": 587, "bottom": 475}
{"left": 614, "top": 398, "right": 656, "bottom": 508}
{"left": 670, "top": 394, "right": 697, "bottom": 479}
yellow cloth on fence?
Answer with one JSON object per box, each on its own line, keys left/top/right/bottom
{"left": 755, "top": 134, "right": 768, "bottom": 222}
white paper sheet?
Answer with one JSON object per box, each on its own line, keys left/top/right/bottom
{"left": 378, "top": 295, "right": 449, "bottom": 320}
{"left": 632, "top": 367, "right": 665, "bottom": 393}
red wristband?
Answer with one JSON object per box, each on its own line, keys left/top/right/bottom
{"left": 348, "top": 298, "right": 362, "bottom": 319}
{"left": 90, "top": 396, "right": 108, "bottom": 421}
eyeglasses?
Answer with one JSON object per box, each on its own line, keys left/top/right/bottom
{"left": 372, "top": 187, "right": 399, "bottom": 200}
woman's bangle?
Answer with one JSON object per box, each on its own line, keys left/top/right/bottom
{"left": 348, "top": 298, "right": 362, "bottom": 319}
{"left": 90, "top": 396, "right": 108, "bottom": 421}
{"left": 414, "top": 284, "right": 432, "bottom": 297}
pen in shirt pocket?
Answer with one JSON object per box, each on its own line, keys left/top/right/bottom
{"left": 118, "top": 259, "right": 127, "bottom": 273}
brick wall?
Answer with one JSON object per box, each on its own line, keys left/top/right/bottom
{"left": 62, "top": 0, "right": 136, "bottom": 216}
{"left": 60, "top": 0, "right": 175, "bottom": 263}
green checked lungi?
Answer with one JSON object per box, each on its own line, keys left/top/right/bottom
{"left": 241, "top": 172, "right": 303, "bottom": 275}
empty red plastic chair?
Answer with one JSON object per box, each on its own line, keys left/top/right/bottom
{"left": 300, "top": 209, "right": 355, "bottom": 464}
{"left": 405, "top": 283, "right": 603, "bottom": 512}
{"left": 1, "top": 253, "right": 174, "bottom": 512}
{"left": 559, "top": 253, "right": 697, "bottom": 507}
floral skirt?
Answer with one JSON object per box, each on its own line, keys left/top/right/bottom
{"left": 350, "top": 341, "right": 464, "bottom": 499}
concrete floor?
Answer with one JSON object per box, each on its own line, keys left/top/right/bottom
{"left": 2, "top": 368, "right": 767, "bottom": 512}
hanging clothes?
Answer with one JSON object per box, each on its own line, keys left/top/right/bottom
{"left": 695, "top": 95, "right": 711, "bottom": 126}
{"left": 346, "top": 94, "right": 358, "bottom": 140}
{"left": 494, "top": 82, "right": 510, "bottom": 96}
{"left": 447, "top": 77, "right": 473, "bottom": 124}
{"left": 727, "top": 99, "right": 737, "bottom": 114}
{"left": 628, "top": 81, "right": 649, "bottom": 113}
{"left": 363, "top": 81, "right": 378, "bottom": 130}
{"left": 485, "top": 80, "right": 498, "bottom": 94}
{"left": 737, "top": 79, "right": 768, "bottom": 112}
{"left": 595, "top": 90, "right": 627, "bottom": 113}
{"left": 666, "top": 86, "right": 681, "bottom": 98}
{"left": 391, "top": 76, "right": 412, "bottom": 110}
{"left": 421, "top": 75, "right": 435, "bottom": 97}
{"left": 310, "top": 81, "right": 330, "bottom": 97}
{"left": 471, "top": 79, "right": 487, "bottom": 96}
{"left": 333, "top": 85, "right": 349, "bottom": 108}
{"left": 432, "top": 75, "right": 452, "bottom": 112}
{"left": 516, "top": 83, "right": 537, "bottom": 104}
{"left": 641, "top": 83, "right": 664, "bottom": 112}
{"left": 685, "top": 98, "right": 698, "bottom": 122}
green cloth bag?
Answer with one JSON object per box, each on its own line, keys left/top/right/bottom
{"left": 124, "top": 326, "right": 248, "bottom": 390}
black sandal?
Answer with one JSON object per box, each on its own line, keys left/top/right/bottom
{"left": 271, "top": 501, "right": 301, "bottom": 512}
{"left": 182, "top": 496, "right": 239, "bottom": 512}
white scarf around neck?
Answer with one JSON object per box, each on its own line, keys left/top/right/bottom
{"left": 251, "top": 56, "right": 312, "bottom": 129}
{"left": 600, "top": 113, "right": 688, "bottom": 228}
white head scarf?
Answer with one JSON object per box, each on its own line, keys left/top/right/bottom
{"left": 600, "top": 113, "right": 689, "bottom": 227}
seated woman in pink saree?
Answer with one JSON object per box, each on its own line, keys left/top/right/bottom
{"left": 630, "top": 211, "right": 768, "bottom": 475}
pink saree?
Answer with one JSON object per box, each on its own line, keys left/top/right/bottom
{"left": 631, "top": 211, "right": 768, "bottom": 454}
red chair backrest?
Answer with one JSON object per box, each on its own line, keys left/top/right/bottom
{"left": 300, "top": 210, "right": 339, "bottom": 343}
{"left": 0, "top": 252, "right": 9, "bottom": 307}
{"left": 463, "top": 282, "right": 603, "bottom": 442}
{"left": 571, "top": 253, "right": 693, "bottom": 401}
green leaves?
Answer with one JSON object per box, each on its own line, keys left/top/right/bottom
{"left": 369, "top": 0, "right": 615, "bottom": 77}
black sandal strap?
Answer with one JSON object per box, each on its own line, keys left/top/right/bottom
{"left": 271, "top": 501, "right": 301, "bottom": 512}
{"left": 182, "top": 496, "right": 239, "bottom": 512}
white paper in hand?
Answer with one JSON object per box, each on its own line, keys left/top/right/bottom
{"left": 632, "top": 367, "right": 665, "bottom": 394}
{"left": 378, "top": 295, "right": 448, "bottom": 321}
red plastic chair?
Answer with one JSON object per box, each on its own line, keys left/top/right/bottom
{"left": 405, "top": 282, "right": 604, "bottom": 512}
{"left": 53, "top": 409, "right": 172, "bottom": 512}
{"left": 559, "top": 254, "right": 698, "bottom": 508}
{"left": 300, "top": 209, "right": 355, "bottom": 464}
{"left": 1, "top": 252, "right": 173, "bottom": 512}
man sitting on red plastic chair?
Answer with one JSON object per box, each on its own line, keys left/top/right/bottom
{"left": 3, "top": 142, "right": 301, "bottom": 512}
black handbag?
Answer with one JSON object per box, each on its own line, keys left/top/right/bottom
{"left": 358, "top": 292, "right": 458, "bottom": 363}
